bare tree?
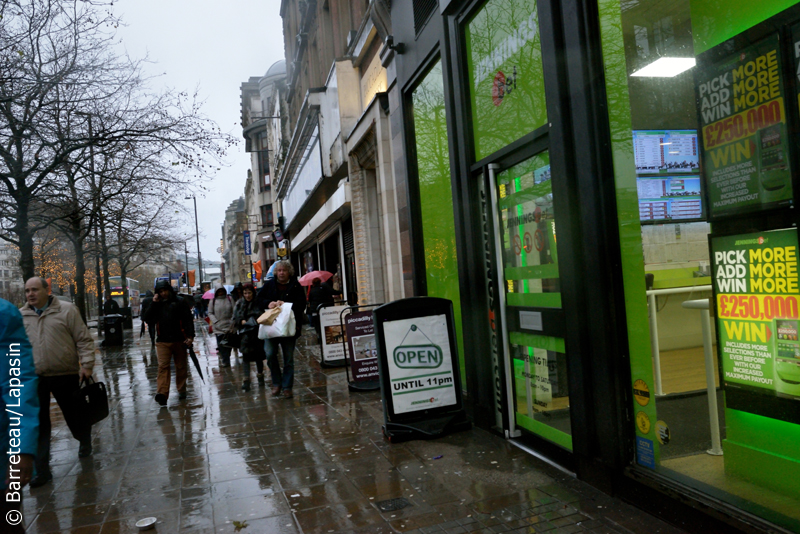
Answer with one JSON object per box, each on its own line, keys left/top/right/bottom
{"left": 106, "top": 190, "right": 185, "bottom": 308}
{"left": 0, "top": 0, "right": 236, "bottom": 284}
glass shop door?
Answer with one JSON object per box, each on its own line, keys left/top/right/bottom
{"left": 487, "top": 149, "right": 573, "bottom": 452}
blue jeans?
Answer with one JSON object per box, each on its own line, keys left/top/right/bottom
{"left": 264, "top": 337, "right": 297, "bottom": 389}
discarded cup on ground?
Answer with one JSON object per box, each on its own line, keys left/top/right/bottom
{"left": 135, "top": 517, "right": 157, "bottom": 530}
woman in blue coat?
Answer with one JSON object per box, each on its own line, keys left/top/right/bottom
{"left": 1, "top": 298, "right": 39, "bottom": 533}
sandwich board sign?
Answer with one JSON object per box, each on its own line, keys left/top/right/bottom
{"left": 319, "top": 304, "right": 348, "bottom": 366}
{"left": 373, "top": 297, "right": 470, "bottom": 442}
{"left": 344, "top": 308, "right": 380, "bottom": 391}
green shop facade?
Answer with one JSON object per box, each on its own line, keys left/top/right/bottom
{"left": 389, "top": 0, "right": 800, "bottom": 531}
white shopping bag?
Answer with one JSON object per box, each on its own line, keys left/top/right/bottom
{"left": 258, "top": 302, "right": 296, "bottom": 339}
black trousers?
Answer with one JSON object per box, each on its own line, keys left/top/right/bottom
{"left": 36, "top": 375, "right": 91, "bottom": 474}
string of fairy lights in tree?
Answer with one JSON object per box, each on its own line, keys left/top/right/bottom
{"left": 34, "top": 236, "right": 120, "bottom": 295}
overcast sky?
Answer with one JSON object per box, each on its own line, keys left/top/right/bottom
{"left": 113, "top": 0, "right": 285, "bottom": 267}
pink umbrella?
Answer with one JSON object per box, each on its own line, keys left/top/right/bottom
{"left": 298, "top": 270, "right": 334, "bottom": 287}
{"left": 201, "top": 289, "right": 216, "bottom": 299}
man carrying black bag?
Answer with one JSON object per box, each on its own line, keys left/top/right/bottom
{"left": 20, "top": 277, "right": 96, "bottom": 488}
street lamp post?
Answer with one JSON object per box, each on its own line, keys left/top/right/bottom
{"left": 186, "top": 195, "right": 203, "bottom": 289}
{"left": 184, "top": 242, "right": 190, "bottom": 290}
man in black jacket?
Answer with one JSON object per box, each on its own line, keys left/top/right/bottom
{"left": 139, "top": 290, "right": 155, "bottom": 345}
{"left": 307, "top": 278, "right": 341, "bottom": 340}
{"left": 103, "top": 296, "right": 120, "bottom": 315}
{"left": 143, "top": 281, "right": 194, "bottom": 405}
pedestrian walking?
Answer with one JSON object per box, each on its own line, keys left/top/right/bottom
{"left": 143, "top": 280, "right": 194, "bottom": 406}
{"left": 232, "top": 283, "right": 265, "bottom": 390}
{"left": 103, "top": 295, "right": 120, "bottom": 315}
{"left": 140, "top": 290, "right": 156, "bottom": 345}
{"left": 208, "top": 287, "right": 235, "bottom": 368}
{"left": 193, "top": 291, "right": 203, "bottom": 319}
{"left": 1, "top": 298, "right": 39, "bottom": 533}
{"left": 229, "top": 282, "right": 245, "bottom": 359}
{"left": 20, "top": 277, "right": 95, "bottom": 488}
{"left": 307, "top": 277, "right": 341, "bottom": 341}
{"left": 231, "top": 282, "right": 244, "bottom": 303}
{"left": 257, "top": 260, "right": 307, "bottom": 399}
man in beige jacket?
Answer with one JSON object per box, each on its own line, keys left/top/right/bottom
{"left": 20, "top": 277, "right": 95, "bottom": 488}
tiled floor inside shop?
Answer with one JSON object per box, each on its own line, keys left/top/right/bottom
{"left": 21, "top": 320, "right": 689, "bottom": 533}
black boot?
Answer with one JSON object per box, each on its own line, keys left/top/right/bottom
{"left": 29, "top": 468, "right": 52, "bottom": 488}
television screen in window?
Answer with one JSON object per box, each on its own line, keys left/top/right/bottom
{"left": 633, "top": 130, "right": 700, "bottom": 174}
{"left": 638, "top": 176, "right": 704, "bottom": 223}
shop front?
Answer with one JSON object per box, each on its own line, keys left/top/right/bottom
{"left": 392, "top": 0, "right": 800, "bottom": 531}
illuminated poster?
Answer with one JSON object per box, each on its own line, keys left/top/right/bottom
{"left": 711, "top": 229, "right": 800, "bottom": 400}
{"left": 696, "top": 34, "right": 793, "bottom": 217}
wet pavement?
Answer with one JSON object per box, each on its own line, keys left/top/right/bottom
{"left": 21, "top": 320, "right": 688, "bottom": 534}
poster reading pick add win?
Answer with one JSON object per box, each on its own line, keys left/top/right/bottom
{"left": 382, "top": 314, "right": 457, "bottom": 414}
{"left": 711, "top": 229, "right": 800, "bottom": 400}
{"left": 696, "top": 34, "right": 793, "bottom": 218}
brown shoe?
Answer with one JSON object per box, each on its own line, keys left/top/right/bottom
{"left": 282, "top": 389, "right": 293, "bottom": 399}
{"left": 271, "top": 386, "right": 282, "bottom": 397}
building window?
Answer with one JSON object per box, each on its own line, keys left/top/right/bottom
{"left": 260, "top": 205, "right": 274, "bottom": 228}
{"left": 258, "top": 133, "right": 271, "bottom": 192}
{"left": 600, "top": 0, "right": 800, "bottom": 528}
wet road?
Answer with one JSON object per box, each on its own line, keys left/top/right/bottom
{"left": 21, "top": 320, "right": 687, "bottom": 533}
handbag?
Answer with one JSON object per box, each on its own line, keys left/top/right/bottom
{"left": 73, "top": 377, "right": 109, "bottom": 425}
{"left": 257, "top": 307, "right": 282, "bottom": 325}
{"left": 258, "top": 303, "right": 296, "bottom": 339}
{"left": 218, "top": 332, "right": 241, "bottom": 349}
{"left": 237, "top": 316, "right": 259, "bottom": 335}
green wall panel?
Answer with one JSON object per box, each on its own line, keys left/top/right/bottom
{"left": 597, "top": 0, "right": 660, "bottom": 463}
{"left": 412, "top": 60, "right": 467, "bottom": 391}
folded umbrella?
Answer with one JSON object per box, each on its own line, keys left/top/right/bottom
{"left": 187, "top": 344, "right": 205, "bottom": 383}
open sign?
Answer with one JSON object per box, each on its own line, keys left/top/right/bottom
{"left": 393, "top": 344, "right": 443, "bottom": 368}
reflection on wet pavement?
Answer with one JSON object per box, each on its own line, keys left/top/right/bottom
{"left": 21, "top": 320, "right": 686, "bottom": 533}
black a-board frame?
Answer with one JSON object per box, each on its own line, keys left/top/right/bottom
{"left": 696, "top": 4, "right": 800, "bottom": 426}
{"left": 373, "top": 297, "right": 470, "bottom": 442}
{"left": 338, "top": 303, "right": 382, "bottom": 392}
{"left": 317, "top": 302, "right": 348, "bottom": 368}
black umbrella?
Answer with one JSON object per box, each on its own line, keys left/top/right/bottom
{"left": 187, "top": 344, "right": 205, "bottom": 383}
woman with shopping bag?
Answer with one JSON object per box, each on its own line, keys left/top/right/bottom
{"left": 232, "top": 283, "right": 266, "bottom": 391}
{"left": 256, "top": 260, "right": 307, "bottom": 398}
